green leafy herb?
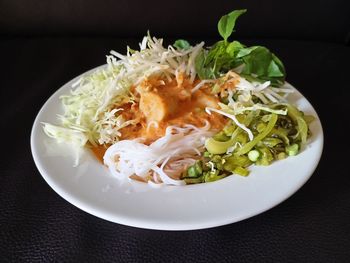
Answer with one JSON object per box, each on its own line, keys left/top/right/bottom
{"left": 195, "top": 9, "right": 286, "bottom": 86}
{"left": 173, "top": 39, "right": 190, "bottom": 50}
{"left": 218, "top": 9, "right": 247, "bottom": 42}
{"left": 195, "top": 50, "right": 216, "bottom": 79}
{"left": 238, "top": 46, "right": 286, "bottom": 85}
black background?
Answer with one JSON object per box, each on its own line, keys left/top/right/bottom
{"left": 1, "top": 0, "right": 350, "bottom": 262}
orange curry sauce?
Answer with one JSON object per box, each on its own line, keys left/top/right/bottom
{"left": 91, "top": 76, "right": 228, "bottom": 162}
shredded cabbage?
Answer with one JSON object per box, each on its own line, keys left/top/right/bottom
{"left": 43, "top": 34, "right": 210, "bottom": 155}
{"left": 42, "top": 123, "right": 88, "bottom": 166}
{"left": 43, "top": 60, "right": 132, "bottom": 148}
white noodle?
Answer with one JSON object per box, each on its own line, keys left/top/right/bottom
{"left": 103, "top": 124, "right": 214, "bottom": 185}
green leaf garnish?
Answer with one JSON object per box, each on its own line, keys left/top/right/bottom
{"left": 173, "top": 39, "right": 190, "bottom": 50}
{"left": 218, "top": 9, "right": 247, "bottom": 42}
{"left": 195, "top": 9, "right": 286, "bottom": 85}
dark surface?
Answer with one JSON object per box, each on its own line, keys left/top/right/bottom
{"left": 0, "top": 36, "right": 349, "bottom": 262}
{"left": 1, "top": 0, "right": 349, "bottom": 42}
{"left": 1, "top": 0, "right": 350, "bottom": 262}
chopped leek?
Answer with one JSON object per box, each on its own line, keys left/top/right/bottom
{"left": 248, "top": 150, "right": 260, "bottom": 162}
{"left": 286, "top": 143, "right": 299, "bottom": 156}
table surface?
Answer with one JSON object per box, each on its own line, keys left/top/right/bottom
{"left": 1, "top": 37, "right": 349, "bottom": 262}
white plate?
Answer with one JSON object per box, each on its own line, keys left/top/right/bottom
{"left": 31, "top": 66, "right": 323, "bottom": 230}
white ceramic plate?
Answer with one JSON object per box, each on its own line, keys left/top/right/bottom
{"left": 31, "top": 66, "right": 323, "bottom": 230}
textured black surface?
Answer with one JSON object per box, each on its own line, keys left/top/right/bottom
{"left": 1, "top": 0, "right": 349, "bottom": 42}
{"left": 0, "top": 36, "right": 349, "bottom": 262}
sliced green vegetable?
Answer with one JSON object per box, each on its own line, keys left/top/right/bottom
{"left": 236, "top": 114, "right": 278, "bottom": 155}
{"left": 256, "top": 122, "right": 266, "bottom": 133}
{"left": 205, "top": 137, "right": 234, "bottom": 154}
{"left": 203, "top": 170, "right": 226, "bottom": 182}
{"left": 187, "top": 166, "right": 199, "bottom": 177}
{"left": 203, "top": 151, "right": 211, "bottom": 158}
{"left": 223, "top": 123, "right": 236, "bottom": 136}
{"left": 233, "top": 167, "right": 249, "bottom": 176}
{"left": 285, "top": 104, "right": 309, "bottom": 144}
{"left": 262, "top": 137, "right": 283, "bottom": 147}
{"left": 277, "top": 152, "right": 287, "bottom": 160}
{"left": 304, "top": 115, "right": 315, "bottom": 124}
{"left": 184, "top": 177, "right": 203, "bottom": 184}
{"left": 194, "top": 161, "right": 203, "bottom": 175}
{"left": 248, "top": 150, "right": 260, "bottom": 162}
{"left": 286, "top": 143, "right": 299, "bottom": 156}
{"left": 256, "top": 146, "right": 274, "bottom": 165}
{"left": 286, "top": 104, "right": 303, "bottom": 122}
{"left": 213, "top": 131, "right": 230, "bottom": 142}
{"left": 224, "top": 155, "right": 251, "bottom": 171}
{"left": 186, "top": 161, "right": 203, "bottom": 178}
{"left": 296, "top": 116, "right": 308, "bottom": 144}
{"left": 197, "top": 104, "right": 312, "bottom": 183}
{"left": 270, "top": 127, "right": 290, "bottom": 145}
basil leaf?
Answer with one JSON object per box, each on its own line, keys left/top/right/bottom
{"left": 195, "top": 50, "right": 216, "bottom": 79}
{"left": 196, "top": 40, "right": 245, "bottom": 79}
{"left": 195, "top": 9, "right": 286, "bottom": 86}
{"left": 226, "top": 41, "right": 244, "bottom": 57}
{"left": 173, "top": 39, "right": 190, "bottom": 50}
{"left": 271, "top": 54, "right": 286, "bottom": 76}
{"left": 205, "top": 41, "right": 227, "bottom": 66}
{"left": 238, "top": 46, "right": 286, "bottom": 85}
{"left": 241, "top": 46, "right": 272, "bottom": 76}
{"left": 236, "top": 46, "right": 259, "bottom": 58}
{"left": 268, "top": 60, "right": 284, "bottom": 77}
{"left": 218, "top": 9, "right": 247, "bottom": 41}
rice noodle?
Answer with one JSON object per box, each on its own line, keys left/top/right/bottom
{"left": 103, "top": 124, "right": 214, "bottom": 185}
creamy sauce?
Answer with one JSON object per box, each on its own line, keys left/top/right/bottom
{"left": 91, "top": 76, "right": 228, "bottom": 158}
{"left": 119, "top": 77, "right": 227, "bottom": 143}
{"left": 91, "top": 145, "right": 107, "bottom": 163}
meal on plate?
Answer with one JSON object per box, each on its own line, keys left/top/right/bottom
{"left": 43, "top": 9, "right": 314, "bottom": 186}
